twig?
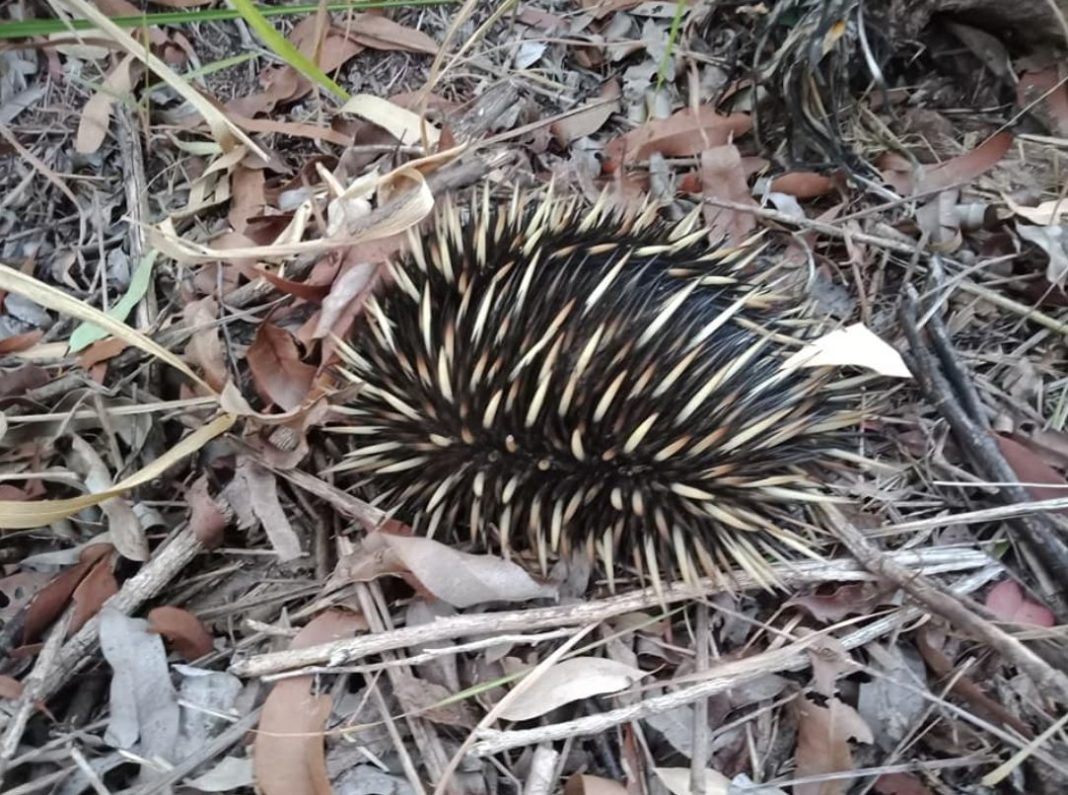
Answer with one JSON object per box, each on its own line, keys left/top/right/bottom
{"left": 469, "top": 565, "right": 1004, "bottom": 758}
{"left": 0, "top": 612, "right": 71, "bottom": 777}
{"left": 229, "top": 547, "right": 994, "bottom": 678}
{"left": 900, "top": 287, "right": 1068, "bottom": 612}
{"left": 690, "top": 603, "right": 710, "bottom": 795}
{"left": 823, "top": 503, "right": 1068, "bottom": 706}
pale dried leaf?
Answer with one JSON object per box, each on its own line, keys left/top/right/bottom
{"left": 564, "top": 774, "right": 629, "bottom": 794}
{"left": 794, "top": 695, "right": 873, "bottom": 795}
{"left": 1016, "top": 222, "right": 1068, "bottom": 287}
{"left": 67, "top": 435, "right": 147, "bottom": 561}
{"left": 186, "top": 755, "right": 254, "bottom": 792}
{"left": 653, "top": 767, "right": 731, "bottom": 795}
{"left": 99, "top": 607, "right": 180, "bottom": 762}
{"left": 76, "top": 54, "right": 135, "bottom": 154}
{"left": 782, "top": 323, "right": 911, "bottom": 378}
{"left": 499, "top": 657, "right": 646, "bottom": 721}
{"left": 225, "top": 458, "right": 303, "bottom": 561}
{"left": 340, "top": 94, "right": 441, "bottom": 147}
{"left": 345, "top": 13, "right": 438, "bottom": 53}
{"left": 378, "top": 532, "right": 558, "bottom": 608}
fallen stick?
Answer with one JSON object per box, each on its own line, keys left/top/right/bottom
{"left": 229, "top": 546, "right": 995, "bottom": 678}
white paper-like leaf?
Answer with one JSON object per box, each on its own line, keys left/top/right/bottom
{"left": 498, "top": 657, "right": 646, "bottom": 721}
{"left": 99, "top": 608, "right": 180, "bottom": 761}
{"left": 653, "top": 767, "right": 731, "bottom": 795}
{"left": 381, "top": 533, "right": 558, "bottom": 608}
{"left": 514, "top": 41, "right": 547, "bottom": 69}
{"left": 781, "top": 323, "right": 911, "bottom": 378}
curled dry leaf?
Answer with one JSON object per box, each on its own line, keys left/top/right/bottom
{"left": 247, "top": 322, "right": 317, "bottom": 412}
{"left": 370, "top": 531, "right": 559, "bottom": 608}
{"left": 782, "top": 323, "right": 911, "bottom": 378}
{"left": 148, "top": 605, "right": 214, "bottom": 660}
{"left": 68, "top": 434, "right": 148, "bottom": 561}
{"left": 602, "top": 107, "right": 751, "bottom": 170}
{"left": 794, "top": 694, "right": 874, "bottom": 795}
{"left": 873, "top": 773, "right": 935, "bottom": 795}
{"left": 498, "top": 657, "right": 646, "bottom": 721}
{"left": 254, "top": 610, "right": 366, "bottom": 795}
{"left": 186, "top": 473, "right": 231, "bottom": 547}
{"left": 344, "top": 13, "right": 439, "bottom": 54}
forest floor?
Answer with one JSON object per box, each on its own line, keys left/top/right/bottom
{"left": 1, "top": 0, "right": 1068, "bottom": 793}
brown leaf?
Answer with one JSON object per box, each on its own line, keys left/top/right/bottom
{"left": 916, "top": 132, "right": 1013, "bottom": 195}
{"left": 770, "top": 171, "right": 839, "bottom": 199}
{"left": 225, "top": 457, "right": 304, "bottom": 561}
{"left": 878, "top": 151, "right": 915, "bottom": 195}
{"left": 699, "top": 144, "right": 756, "bottom": 246}
{"left": 247, "top": 323, "right": 317, "bottom": 412}
{"left": 77, "top": 337, "right": 128, "bottom": 369}
{"left": 564, "top": 774, "right": 628, "bottom": 794}
{"left": 391, "top": 670, "right": 478, "bottom": 727}
{"left": 994, "top": 432, "right": 1068, "bottom": 509}
{"left": 984, "top": 579, "right": 1055, "bottom": 627}
{"left": 148, "top": 605, "right": 214, "bottom": 660}
{"left": 254, "top": 610, "right": 366, "bottom": 795}
{"left": 551, "top": 79, "right": 621, "bottom": 146}
{"left": 0, "top": 674, "right": 23, "bottom": 700}
{"left": 794, "top": 694, "right": 873, "bottom": 795}
{"left": 228, "top": 165, "right": 266, "bottom": 232}
{"left": 236, "top": 263, "right": 333, "bottom": 303}
{"left": 788, "top": 582, "right": 894, "bottom": 623}
{"left": 23, "top": 544, "right": 114, "bottom": 644}
{"left": 343, "top": 14, "right": 439, "bottom": 54}
{"left": 603, "top": 107, "right": 751, "bottom": 171}
{"left": 186, "top": 474, "right": 231, "bottom": 547}
{"left": 0, "top": 570, "right": 51, "bottom": 625}
{"left": 69, "top": 552, "right": 118, "bottom": 635}
{"left": 0, "top": 330, "right": 43, "bottom": 354}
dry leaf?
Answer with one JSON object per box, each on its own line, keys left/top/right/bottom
{"left": 782, "top": 323, "right": 910, "bottom": 378}
{"left": 23, "top": 544, "right": 113, "bottom": 645}
{"left": 916, "top": 131, "right": 1013, "bottom": 195}
{"left": 340, "top": 94, "right": 441, "bottom": 147}
{"left": 699, "top": 144, "right": 756, "bottom": 246}
{"left": 985, "top": 579, "right": 1055, "bottom": 627}
{"left": 76, "top": 54, "right": 136, "bottom": 154}
{"left": 183, "top": 297, "right": 229, "bottom": 393}
{"left": 186, "top": 474, "right": 231, "bottom": 547}
{"left": 372, "top": 531, "right": 559, "bottom": 608}
{"left": 551, "top": 79, "right": 621, "bottom": 145}
{"left": 0, "top": 675, "right": 23, "bottom": 700}
{"left": 68, "top": 434, "right": 148, "bottom": 561}
{"left": 794, "top": 694, "right": 873, "bottom": 795}
{"left": 254, "top": 610, "right": 365, "bottom": 795}
{"left": 994, "top": 433, "right": 1068, "bottom": 507}
{"left": 225, "top": 457, "right": 303, "bottom": 561}
{"left": 603, "top": 107, "right": 751, "bottom": 170}
{"left": 564, "top": 774, "right": 629, "bottom": 795}
{"left": 344, "top": 14, "right": 439, "bottom": 54}
{"left": 247, "top": 323, "right": 317, "bottom": 412}
{"left": 787, "top": 582, "right": 894, "bottom": 623}
{"left": 498, "top": 657, "right": 646, "bottom": 721}
{"left": 873, "top": 773, "right": 935, "bottom": 795}
{"left": 768, "top": 171, "right": 838, "bottom": 199}
{"left": 148, "top": 605, "right": 215, "bottom": 660}
{"left": 69, "top": 550, "right": 118, "bottom": 635}
{"left": 653, "top": 767, "right": 732, "bottom": 795}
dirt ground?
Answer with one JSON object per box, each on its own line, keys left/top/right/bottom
{"left": 1, "top": 0, "right": 1068, "bottom": 793}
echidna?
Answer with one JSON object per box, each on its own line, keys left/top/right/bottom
{"left": 331, "top": 187, "right": 870, "bottom": 589}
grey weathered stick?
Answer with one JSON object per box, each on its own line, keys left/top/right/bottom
{"left": 469, "top": 565, "right": 1007, "bottom": 759}
{"left": 229, "top": 547, "right": 993, "bottom": 678}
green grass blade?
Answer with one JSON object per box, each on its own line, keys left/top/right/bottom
{"left": 0, "top": 1, "right": 451, "bottom": 41}
{"left": 226, "top": 0, "right": 349, "bottom": 100}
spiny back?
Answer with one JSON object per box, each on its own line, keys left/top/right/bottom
{"left": 331, "top": 189, "right": 866, "bottom": 590}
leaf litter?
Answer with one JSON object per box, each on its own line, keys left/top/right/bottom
{"left": 1, "top": 0, "right": 1068, "bottom": 792}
